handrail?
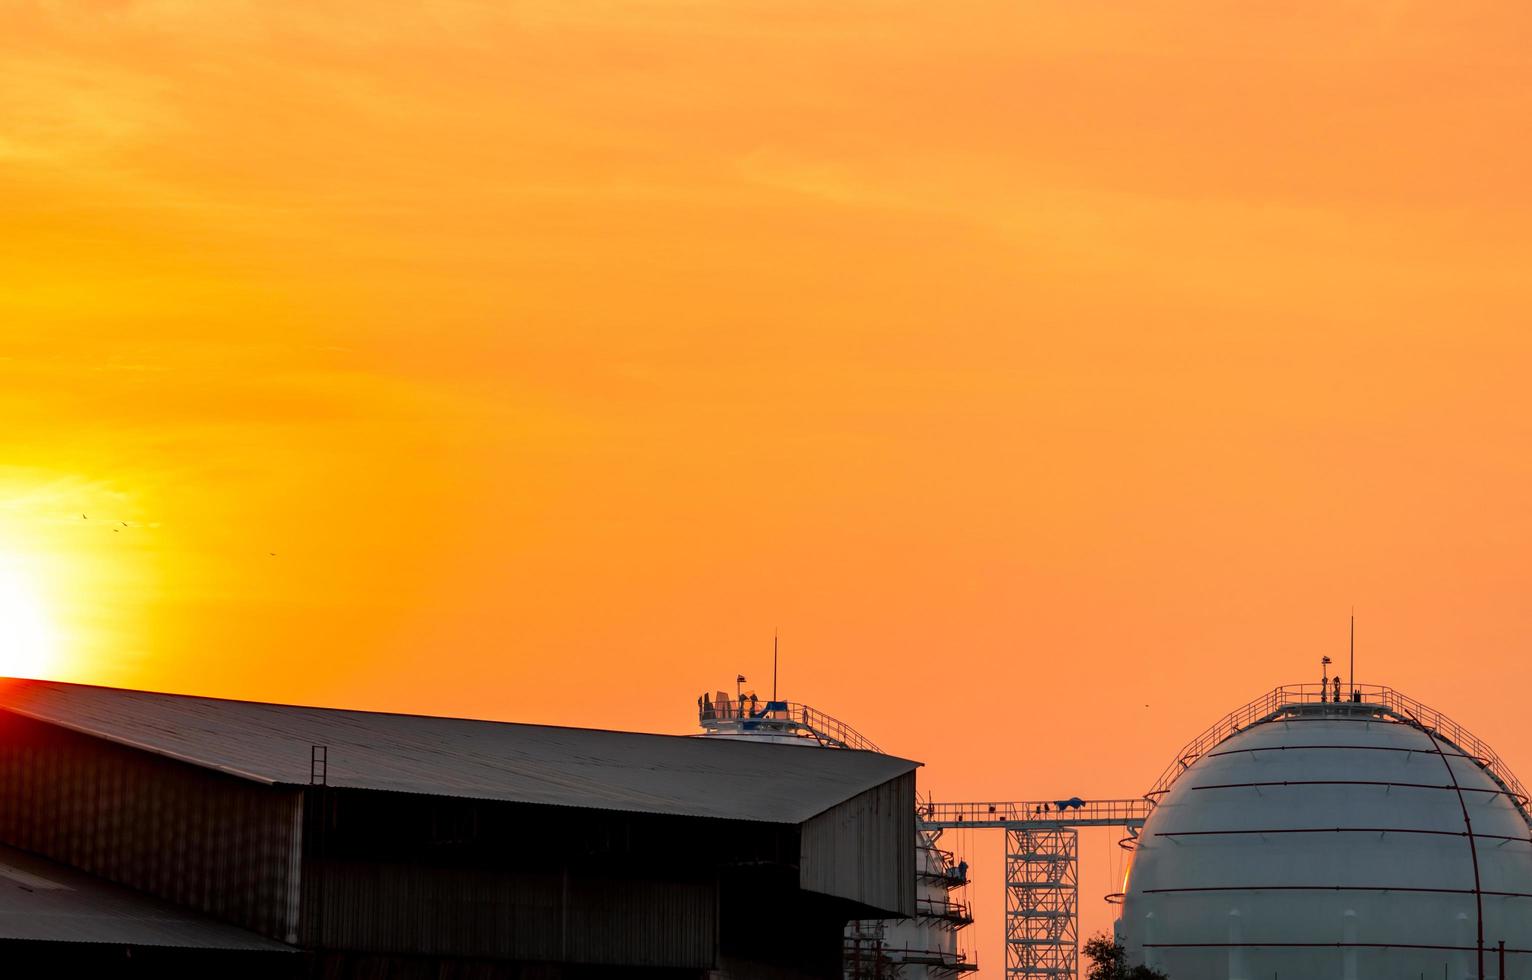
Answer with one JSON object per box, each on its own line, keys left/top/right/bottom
{"left": 913, "top": 896, "right": 974, "bottom": 923}
{"left": 919, "top": 798, "right": 1152, "bottom": 829}
{"left": 699, "top": 698, "right": 882, "bottom": 753}
{"left": 875, "top": 945, "right": 978, "bottom": 969}
{"left": 1144, "top": 684, "right": 1532, "bottom": 829}
{"left": 843, "top": 939, "right": 979, "bottom": 970}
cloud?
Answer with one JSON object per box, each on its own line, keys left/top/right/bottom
{"left": 0, "top": 55, "right": 175, "bottom": 164}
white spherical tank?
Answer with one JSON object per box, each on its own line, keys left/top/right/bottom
{"left": 1119, "top": 692, "right": 1532, "bottom": 980}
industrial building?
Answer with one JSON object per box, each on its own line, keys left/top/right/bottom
{"left": 5, "top": 672, "right": 1525, "bottom": 980}
{"left": 695, "top": 689, "right": 975, "bottom": 980}
{"left": 0, "top": 839, "right": 293, "bottom": 978}
{"left": 0, "top": 678, "right": 917, "bottom": 979}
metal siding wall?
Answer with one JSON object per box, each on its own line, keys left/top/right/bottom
{"left": 797, "top": 771, "right": 915, "bottom": 916}
{"left": 565, "top": 875, "right": 715, "bottom": 967}
{"left": 309, "top": 861, "right": 562, "bottom": 960}
{"left": 308, "top": 862, "right": 715, "bottom": 968}
{"left": 0, "top": 713, "right": 304, "bottom": 942}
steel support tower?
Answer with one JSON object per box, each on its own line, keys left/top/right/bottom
{"left": 920, "top": 800, "right": 1150, "bottom": 980}
{"left": 1006, "top": 827, "right": 1076, "bottom": 979}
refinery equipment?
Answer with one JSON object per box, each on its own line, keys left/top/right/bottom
{"left": 0, "top": 677, "right": 919, "bottom": 979}
{"left": 1119, "top": 683, "right": 1532, "bottom": 980}
{"left": 700, "top": 669, "right": 1532, "bottom": 980}
{"left": 925, "top": 682, "right": 1532, "bottom": 980}
{"left": 698, "top": 689, "right": 977, "bottom": 980}
{"left": 917, "top": 798, "right": 1150, "bottom": 980}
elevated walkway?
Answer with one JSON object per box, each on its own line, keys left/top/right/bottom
{"left": 920, "top": 798, "right": 1150, "bottom": 830}
{"left": 697, "top": 697, "right": 881, "bottom": 752}
{"left": 920, "top": 801, "right": 1145, "bottom": 980}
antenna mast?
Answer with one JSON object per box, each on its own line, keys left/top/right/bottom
{"left": 1349, "top": 610, "right": 1355, "bottom": 702}
{"left": 773, "top": 630, "right": 778, "bottom": 701}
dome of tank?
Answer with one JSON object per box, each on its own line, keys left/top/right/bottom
{"left": 1118, "top": 687, "right": 1532, "bottom": 980}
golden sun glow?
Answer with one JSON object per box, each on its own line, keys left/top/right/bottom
{"left": 0, "top": 557, "right": 57, "bottom": 680}
{"left": 3, "top": 3, "right": 1532, "bottom": 969}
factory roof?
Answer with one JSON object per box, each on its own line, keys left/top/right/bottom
{"left": 0, "top": 843, "right": 293, "bottom": 951}
{"left": 0, "top": 679, "right": 917, "bottom": 824}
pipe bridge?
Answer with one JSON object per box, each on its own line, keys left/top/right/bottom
{"left": 919, "top": 799, "right": 1152, "bottom": 980}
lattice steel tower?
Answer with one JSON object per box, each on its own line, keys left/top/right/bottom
{"left": 1005, "top": 828, "right": 1077, "bottom": 979}
{"left": 919, "top": 800, "right": 1146, "bottom": 980}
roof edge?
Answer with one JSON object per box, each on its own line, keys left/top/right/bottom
{"left": 0, "top": 678, "right": 923, "bottom": 766}
{"left": 0, "top": 703, "right": 277, "bottom": 786}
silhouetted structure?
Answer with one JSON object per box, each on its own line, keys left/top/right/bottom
{"left": 0, "top": 679, "right": 916, "bottom": 979}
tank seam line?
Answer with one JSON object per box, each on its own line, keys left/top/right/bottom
{"left": 1407, "top": 710, "right": 1486, "bottom": 980}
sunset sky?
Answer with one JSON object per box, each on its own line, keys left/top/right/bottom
{"left": 4, "top": 0, "right": 1532, "bottom": 966}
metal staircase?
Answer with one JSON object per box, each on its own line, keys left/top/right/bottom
{"left": 919, "top": 799, "right": 1150, "bottom": 980}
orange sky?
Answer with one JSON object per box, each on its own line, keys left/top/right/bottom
{"left": 4, "top": 0, "right": 1532, "bottom": 969}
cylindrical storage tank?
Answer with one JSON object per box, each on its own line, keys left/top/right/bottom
{"left": 876, "top": 830, "right": 969, "bottom": 978}
{"left": 695, "top": 693, "right": 974, "bottom": 979}
{"left": 1120, "top": 697, "right": 1532, "bottom": 980}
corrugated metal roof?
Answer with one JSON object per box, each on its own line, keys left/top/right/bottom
{"left": 0, "top": 843, "right": 293, "bottom": 951}
{"left": 0, "top": 679, "right": 917, "bottom": 824}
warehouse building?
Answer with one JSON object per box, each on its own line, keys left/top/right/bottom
{"left": 0, "top": 678, "right": 916, "bottom": 979}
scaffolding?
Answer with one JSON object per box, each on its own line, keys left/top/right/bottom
{"left": 919, "top": 800, "right": 1149, "bottom": 980}
{"left": 843, "top": 829, "right": 978, "bottom": 980}
{"left": 1006, "top": 828, "right": 1076, "bottom": 979}
{"left": 696, "top": 691, "right": 972, "bottom": 980}
{"left": 845, "top": 919, "right": 895, "bottom": 980}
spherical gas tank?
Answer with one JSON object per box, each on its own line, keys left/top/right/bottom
{"left": 1119, "top": 700, "right": 1532, "bottom": 980}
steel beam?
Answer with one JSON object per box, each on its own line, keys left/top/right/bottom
{"left": 918, "top": 799, "right": 1148, "bottom": 980}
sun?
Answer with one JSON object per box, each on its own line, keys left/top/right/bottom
{"left": 0, "top": 558, "right": 56, "bottom": 679}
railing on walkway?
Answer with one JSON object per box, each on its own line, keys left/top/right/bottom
{"left": 699, "top": 698, "right": 882, "bottom": 753}
{"left": 1144, "top": 683, "right": 1531, "bottom": 826}
{"left": 878, "top": 946, "right": 979, "bottom": 971}
{"left": 919, "top": 798, "right": 1152, "bottom": 829}
{"left": 913, "top": 896, "right": 974, "bottom": 924}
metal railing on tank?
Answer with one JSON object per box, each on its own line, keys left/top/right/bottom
{"left": 877, "top": 946, "right": 979, "bottom": 972}
{"left": 699, "top": 698, "right": 883, "bottom": 753}
{"left": 1144, "top": 683, "right": 1532, "bottom": 827}
{"left": 913, "top": 896, "right": 975, "bottom": 925}
{"left": 915, "top": 844, "right": 970, "bottom": 887}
